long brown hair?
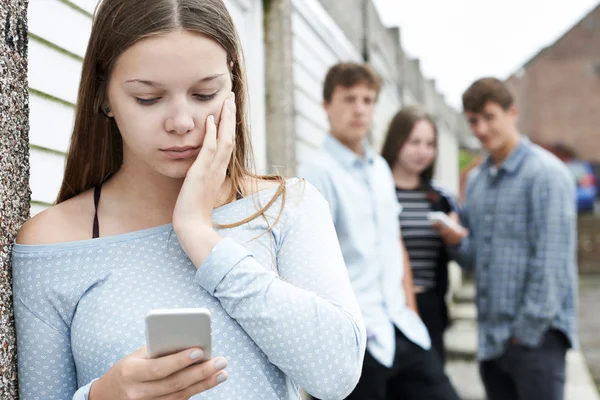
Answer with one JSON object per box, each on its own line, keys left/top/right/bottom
{"left": 56, "top": 0, "right": 285, "bottom": 228}
{"left": 381, "top": 106, "right": 438, "bottom": 182}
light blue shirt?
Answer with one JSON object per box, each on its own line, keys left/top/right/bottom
{"left": 299, "top": 135, "right": 430, "bottom": 367}
{"left": 12, "top": 179, "right": 366, "bottom": 400}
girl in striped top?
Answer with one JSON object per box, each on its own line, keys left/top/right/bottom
{"left": 381, "top": 106, "right": 459, "bottom": 364}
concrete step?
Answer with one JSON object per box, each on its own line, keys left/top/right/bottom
{"left": 565, "top": 351, "right": 600, "bottom": 400}
{"left": 445, "top": 284, "right": 599, "bottom": 400}
{"left": 446, "top": 360, "right": 485, "bottom": 400}
{"left": 449, "top": 302, "right": 477, "bottom": 322}
{"left": 445, "top": 319, "right": 478, "bottom": 361}
{"left": 447, "top": 351, "right": 600, "bottom": 400}
{"left": 454, "top": 284, "right": 476, "bottom": 304}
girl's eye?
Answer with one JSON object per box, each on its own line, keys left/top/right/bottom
{"left": 135, "top": 97, "right": 159, "bottom": 106}
{"left": 134, "top": 92, "right": 218, "bottom": 106}
{"left": 194, "top": 93, "right": 218, "bottom": 101}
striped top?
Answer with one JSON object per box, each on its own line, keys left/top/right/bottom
{"left": 396, "top": 187, "right": 444, "bottom": 290}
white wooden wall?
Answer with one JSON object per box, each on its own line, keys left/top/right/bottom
{"left": 403, "top": 88, "right": 418, "bottom": 107}
{"left": 291, "top": 0, "right": 362, "bottom": 164}
{"left": 227, "top": 0, "right": 267, "bottom": 174}
{"left": 291, "top": 0, "right": 402, "bottom": 164}
{"left": 434, "top": 127, "right": 460, "bottom": 195}
{"left": 435, "top": 124, "right": 462, "bottom": 297}
{"left": 28, "top": 0, "right": 92, "bottom": 215}
{"left": 369, "top": 49, "right": 402, "bottom": 152}
{"left": 27, "top": 0, "right": 266, "bottom": 215}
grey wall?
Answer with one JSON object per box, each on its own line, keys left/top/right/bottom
{"left": 315, "top": 0, "right": 469, "bottom": 144}
{"left": 316, "top": 0, "right": 365, "bottom": 53}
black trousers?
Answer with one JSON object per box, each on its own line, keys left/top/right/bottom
{"left": 344, "top": 328, "right": 459, "bottom": 400}
{"left": 479, "top": 329, "right": 568, "bottom": 400}
{"left": 416, "top": 290, "right": 447, "bottom": 365}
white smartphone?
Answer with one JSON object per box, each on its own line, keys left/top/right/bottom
{"left": 145, "top": 308, "right": 212, "bottom": 360}
{"left": 427, "top": 211, "right": 460, "bottom": 230}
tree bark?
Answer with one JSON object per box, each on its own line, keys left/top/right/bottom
{"left": 0, "top": 0, "right": 31, "bottom": 397}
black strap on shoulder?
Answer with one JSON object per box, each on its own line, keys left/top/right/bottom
{"left": 92, "top": 185, "right": 102, "bottom": 239}
{"left": 422, "top": 180, "right": 451, "bottom": 213}
{"left": 235, "top": 189, "right": 243, "bottom": 200}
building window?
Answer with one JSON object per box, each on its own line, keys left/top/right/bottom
{"left": 594, "top": 63, "right": 600, "bottom": 77}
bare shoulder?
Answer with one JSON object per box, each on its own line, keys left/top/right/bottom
{"left": 16, "top": 190, "right": 96, "bottom": 245}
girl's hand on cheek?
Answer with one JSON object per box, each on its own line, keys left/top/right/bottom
{"left": 173, "top": 92, "right": 236, "bottom": 267}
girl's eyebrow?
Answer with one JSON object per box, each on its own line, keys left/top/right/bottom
{"left": 124, "top": 73, "right": 225, "bottom": 87}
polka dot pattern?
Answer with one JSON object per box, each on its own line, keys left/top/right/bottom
{"left": 12, "top": 179, "right": 366, "bottom": 399}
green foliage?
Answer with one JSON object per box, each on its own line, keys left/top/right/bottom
{"left": 459, "top": 149, "right": 479, "bottom": 173}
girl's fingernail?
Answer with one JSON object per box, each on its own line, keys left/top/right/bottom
{"left": 214, "top": 358, "right": 228, "bottom": 370}
{"left": 189, "top": 349, "right": 204, "bottom": 360}
{"left": 216, "top": 371, "right": 228, "bottom": 384}
{"left": 227, "top": 92, "right": 235, "bottom": 110}
{"left": 208, "top": 115, "right": 215, "bottom": 123}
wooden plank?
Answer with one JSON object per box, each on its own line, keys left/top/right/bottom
{"left": 372, "top": 84, "right": 401, "bottom": 146}
{"left": 30, "top": 203, "right": 49, "bottom": 216}
{"left": 292, "top": 60, "right": 324, "bottom": 105}
{"left": 291, "top": 0, "right": 361, "bottom": 62}
{"left": 229, "top": 0, "right": 267, "bottom": 173}
{"left": 29, "top": 149, "right": 65, "bottom": 205}
{"left": 29, "top": 0, "right": 91, "bottom": 58}
{"left": 294, "top": 88, "right": 328, "bottom": 132}
{"left": 225, "top": 0, "right": 251, "bottom": 12}
{"left": 28, "top": 39, "right": 82, "bottom": 104}
{"left": 295, "top": 114, "right": 326, "bottom": 149}
{"left": 29, "top": 93, "right": 74, "bottom": 154}
{"left": 292, "top": 16, "right": 339, "bottom": 73}
{"left": 295, "top": 138, "right": 320, "bottom": 165}
{"left": 66, "top": 0, "right": 97, "bottom": 15}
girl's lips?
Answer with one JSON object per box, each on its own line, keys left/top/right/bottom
{"left": 162, "top": 147, "right": 200, "bottom": 159}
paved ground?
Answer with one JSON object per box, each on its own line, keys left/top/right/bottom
{"left": 303, "top": 276, "right": 600, "bottom": 400}
{"left": 579, "top": 274, "right": 600, "bottom": 389}
{"left": 446, "top": 282, "right": 600, "bottom": 400}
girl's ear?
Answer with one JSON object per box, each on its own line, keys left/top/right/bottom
{"left": 101, "top": 104, "right": 113, "bottom": 117}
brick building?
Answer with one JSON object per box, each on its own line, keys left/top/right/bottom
{"left": 505, "top": 3, "right": 600, "bottom": 163}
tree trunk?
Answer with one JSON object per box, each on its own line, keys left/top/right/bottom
{"left": 0, "top": 0, "right": 31, "bottom": 397}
